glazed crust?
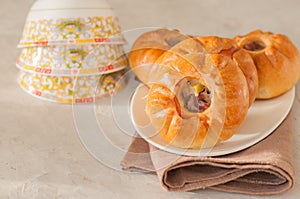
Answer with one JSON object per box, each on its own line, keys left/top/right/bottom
{"left": 146, "top": 37, "right": 250, "bottom": 149}
{"left": 131, "top": 28, "right": 300, "bottom": 149}
{"left": 234, "top": 30, "right": 300, "bottom": 99}
{"left": 129, "top": 29, "right": 188, "bottom": 84}
{"left": 196, "top": 36, "right": 258, "bottom": 106}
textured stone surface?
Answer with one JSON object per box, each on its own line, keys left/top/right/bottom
{"left": 0, "top": 0, "right": 299, "bottom": 198}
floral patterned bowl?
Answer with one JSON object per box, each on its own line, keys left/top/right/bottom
{"left": 16, "top": 44, "right": 127, "bottom": 76}
{"left": 18, "top": 68, "right": 127, "bottom": 104}
{"left": 18, "top": 0, "right": 125, "bottom": 47}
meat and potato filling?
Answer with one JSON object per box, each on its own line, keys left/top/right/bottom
{"left": 243, "top": 40, "right": 265, "bottom": 51}
{"left": 175, "top": 78, "right": 212, "bottom": 117}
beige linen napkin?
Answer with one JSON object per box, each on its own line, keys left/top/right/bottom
{"left": 121, "top": 112, "right": 295, "bottom": 195}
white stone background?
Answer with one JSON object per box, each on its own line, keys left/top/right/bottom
{"left": 0, "top": 0, "right": 300, "bottom": 198}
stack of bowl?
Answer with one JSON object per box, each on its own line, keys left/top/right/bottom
{"left": 16, "top": 0, "right": 128, "bottom": 104}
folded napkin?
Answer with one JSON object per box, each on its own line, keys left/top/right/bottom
{"left": 121, "top": 112, "right": 295, "bottom": 195}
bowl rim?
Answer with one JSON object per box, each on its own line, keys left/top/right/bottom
{"left": 31, "top": 0, "right": 112, "bottom": 10}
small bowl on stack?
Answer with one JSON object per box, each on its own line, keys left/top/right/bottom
{"left": 17, "top": 0, "right": 128, "bottom": 104}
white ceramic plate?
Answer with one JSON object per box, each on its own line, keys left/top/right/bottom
{"left": 130, "top": 84, "right": 295, "bottom": 157}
